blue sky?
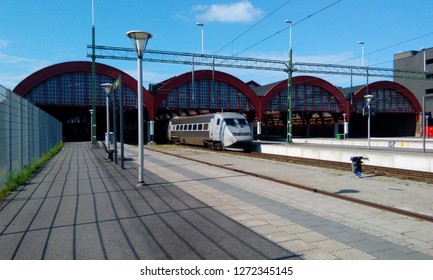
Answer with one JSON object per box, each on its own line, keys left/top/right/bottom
{"left": 1, "top": 0, "right": 432, "bottom": 90}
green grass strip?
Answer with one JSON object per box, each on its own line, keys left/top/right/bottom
{"left": 0, "top": 142, "right": 64, "bottom": 202}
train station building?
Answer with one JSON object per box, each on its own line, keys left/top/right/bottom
{"left": 12, "top": 55, "right": 430, "bottom": 142}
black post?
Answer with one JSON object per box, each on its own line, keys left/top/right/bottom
{"left": 113, "top": 82, "right": 118, "bottom": 164}
{"left": 119, "top": 75, "right": 125, "bottom": 169}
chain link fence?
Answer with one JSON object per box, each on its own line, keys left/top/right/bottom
{"left": 0, "top": 85, "right": 62, "bottom": 187}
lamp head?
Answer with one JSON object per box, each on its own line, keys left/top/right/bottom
{"left": 364, "top": 94, "right": 373, "bottom": 104}
{"left": 101, "top": 83, "right": 113, "bottom": 96}
{"left": 126, "top": 30, "right": 152, "bottom": 58}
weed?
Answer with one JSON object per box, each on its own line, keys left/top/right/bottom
{"left": 0, "top": 142, "right": 64, "bottom": 202}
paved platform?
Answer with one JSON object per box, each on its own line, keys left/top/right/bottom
{"left": 1, "top": 142, "right": 432, "bottom": 260}
{"left": 254, "top": 137, "right": 433, "bottom": 172}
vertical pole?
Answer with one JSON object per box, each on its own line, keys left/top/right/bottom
{"left": 113, "top": 86, "right": 117, "bottom": 163}
{"left": 423, "top": 95, "right": 426, "bottom": 152}
{"left": 91, "top": 0, "right": 97, "bottom": 147}
{"left": 90, "top": 110, "right": 93, "bottom": 144}
{"left": 137, "top": 55, "right": 144, "bottom": 183}
{"left": 286, "top": 20, "right": 293, "bottom": 144}
{"left": 367, "top": 102, "right": 371, "bottom": 149}
{"left": 119, "top": 75, "right": 124, "bottom": 169}
{"left": 192, "top": 54, "right": 195, "bottom": 101}
{"left": 287, "top": 48, "right": 293, "bottom": 144}
{"left": 366, "top": 70, "right": 370, "bottom": 149}
{"left": 201, "top": 26, "right": 204, "bottom": 55}
{"left": 106, "top": 92, "right": 110, "bottom": 151}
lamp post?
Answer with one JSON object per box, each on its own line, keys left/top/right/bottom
{"left": 126, "top": 30, "right": 152, "bottom": 185}
{"left": 342, "top": 113, "right": 347, "bottom": 139}
{"left": 358, "top": 41, "right": 365, "bottom": 67}
{"left": 101, "top": 83, "right": 113, "bottom": 151}
{"left": 286, "top": 19, "right": 293, "bottom": 144}
{"left": 364, "top": 94, "right": 373, "bottom": 149}
{"left": 89, "top": 109, "right": 93, "bottom": 144}
{"left": 196, "top": 22, "right": 204, "bottom": 55}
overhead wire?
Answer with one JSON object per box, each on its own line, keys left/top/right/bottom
{"left": 232, "top": 0, "right": 343, "bottom": 57}
{"left": 337, "top": 31, "right": 433, "bottom": 66}
{"left": 213, "top": 0, "right": 294, "bottom": 55}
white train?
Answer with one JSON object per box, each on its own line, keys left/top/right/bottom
{"left": 167, "top": 112, "right": 253, "bottom": 151}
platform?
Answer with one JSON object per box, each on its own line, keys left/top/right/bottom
{"left": 254, "top": 137, "right": 433, "bottom": 172}
{"left": 1, "top": 142, "right": 432, "bottom": 260}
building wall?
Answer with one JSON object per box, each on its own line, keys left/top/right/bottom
{"left": 394, "top": 48, "right": 433, "bottom": 116}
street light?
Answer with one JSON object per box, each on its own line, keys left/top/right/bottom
{"left": 358, "top": 41, "right": 365, "bottom": 67}
{"left": 101, "top": 83, "right": 113, "bottom": 151}
{"left": 342, "top": 113, "right": 347, "bottom": 139}
{"left": 196, "top": 22, "right": 204, "bottom": 55}
{"left": 126, "top": 30, "right": 152, "bottom": 185}
{"left": 286, "top": 19, "right": 293, "bottom": 144}
{"left": 364, "top": 94, "right": 373, "bottom": 149}
{"left": 89, "top": 109, "right": 93, "bottom": 145}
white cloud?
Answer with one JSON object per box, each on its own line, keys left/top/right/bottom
{"left": 0, "top": 52, "right": 50, "bottom": 90}
{"left": 194, "top": 1, "right": 263, "bottom": 23}
{"left": 0, "top": 40, "right": 10, "bottom": 49}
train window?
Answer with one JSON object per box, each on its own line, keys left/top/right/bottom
{"left": 181, "top": 125, "right": 185, "bottom": 130}
{"left": 225, "top": 119, "right": 236, "bottom": 126}
{"left": 198, "top": 124, "right": 203, "bottom": 130}
{"left": 217, "top": 119, "right": 221, "bottom": 125}
{"left": 193, "top": 124, "right": 197, "bottom": 130}
{"left": 188, "top": 124, "right": 192, "bottom": 130}
{"left": 203, "top": 124, "right": 209, "bottom": 130}
{"left": 237, "top": 119, "right": 248, "bottom": 125}
{"left": 176, "top": 125, "right": 180, "bottom": 130}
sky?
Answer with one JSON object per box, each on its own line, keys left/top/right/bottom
{"left": 1, "top": 0, "right": 433, "bottom": 91}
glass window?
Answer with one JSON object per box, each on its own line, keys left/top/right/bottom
{"left": 204, "top": 124, "right": 209, "bottom": 130}
{"left": 198, "top": 124, "right": 203, "bottom": 130}
{"left": 237, "top": 119, "right": 247, "bottom": 125}
{"left": 224, "top": 119, "right": 236, "bottom": 126}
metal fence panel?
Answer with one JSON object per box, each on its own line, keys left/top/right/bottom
{"left": 0, "top": 85, "right": 62, "bottom": 188}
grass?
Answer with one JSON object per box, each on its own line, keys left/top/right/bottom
{"left": 0, "top": 142, "right": 64, "bottom": 202}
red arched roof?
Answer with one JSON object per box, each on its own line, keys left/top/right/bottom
{"left": 154, "top": 70, "right": 262, "bottom": 118}
{"left": 260, "top": 75, "right": 350, "bottom": 116}
{"left": 353, "top": 81, "right": 422, "bottom": 118}
{"left": 13, "top": 61, "right": 155, "bottom": 119}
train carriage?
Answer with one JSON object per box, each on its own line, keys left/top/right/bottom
{"left": 168, "top": 112, "right": 252, "bottom": 151}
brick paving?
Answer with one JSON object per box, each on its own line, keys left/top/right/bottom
{"left": 1, "top": 142, "right": 432, "bottom": 260}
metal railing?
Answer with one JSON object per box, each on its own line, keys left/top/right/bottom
{"left": 0, "top": 85, "right": 63, "bottom": 187}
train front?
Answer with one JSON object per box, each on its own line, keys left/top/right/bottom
{"left": 222, "top": 117, "right": 253, "bottom": 151}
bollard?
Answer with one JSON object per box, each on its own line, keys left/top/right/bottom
{"left": 350, "top": 156, "right": 369, "bottom": 178}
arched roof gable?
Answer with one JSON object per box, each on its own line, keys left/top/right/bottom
{"left": 261, "top": 75, "right": 350, "bottom": 115}
{"left": 13, "top": 61, "right": 145, "bottom": 98}
{"left": 154, "top": 70, "right": 261, "bottom": 112}
{"left": 13, "top": 61, "right": 156, "bottom": 120}
{"left": 353, "top": 81, "right": 422, "bottom": 113}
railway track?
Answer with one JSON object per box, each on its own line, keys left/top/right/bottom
{"left": 245, "top": 151, "right": 433, "bottom": 184}
{"left": 147, "top": 145, "right": 433, "bottom": 223}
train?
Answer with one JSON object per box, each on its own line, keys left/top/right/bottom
{"left": 167, "top": 112, "right": 253, "bottom": 151}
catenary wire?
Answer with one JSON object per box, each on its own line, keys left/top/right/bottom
{"left": 213, "top": 0, "right": 294, "bottom": 55}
